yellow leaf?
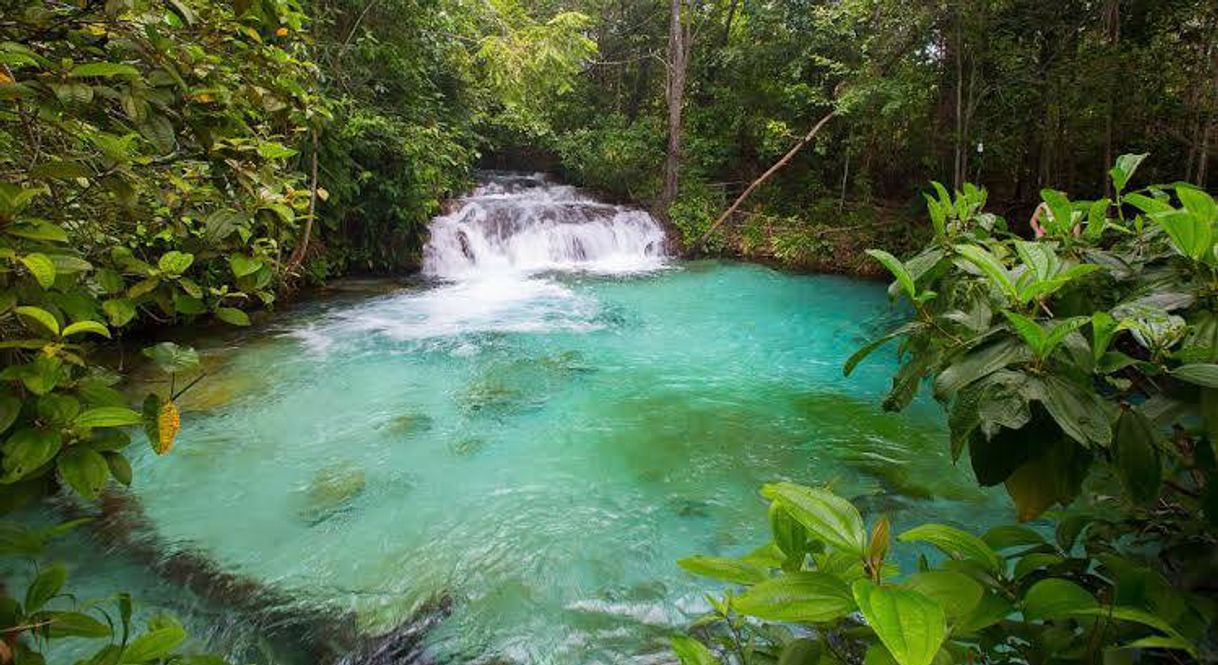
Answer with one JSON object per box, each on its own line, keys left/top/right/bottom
{"left": 154, "top": 399, "right": 180, "bottom": 455}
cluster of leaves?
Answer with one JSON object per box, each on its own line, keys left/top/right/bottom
{"left": 0, "top": 519, "right": 223, "bottom": 665}
{"left": 671, "top": 482, "right": 1212, "bottom": 664}
{"left": 0, "top": 0, "right": 325, "bottom": 659}
{"left": 849, "top": 155, "right": 1218, "bottom": 536}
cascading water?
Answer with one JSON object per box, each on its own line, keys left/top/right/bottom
{"left": 422, "top": 172, "right": 667, "bottom": 278}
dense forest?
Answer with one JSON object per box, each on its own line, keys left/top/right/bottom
{"left": 1, "top": 0, "right": 1217, "bottom": 663}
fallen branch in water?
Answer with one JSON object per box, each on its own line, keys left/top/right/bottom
{"left": 693, "top": 109, "right": 837, "bottom": 251}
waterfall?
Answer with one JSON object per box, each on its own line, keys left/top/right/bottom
{"left": 422, "top": 172, "right": 667, "bottom": 279}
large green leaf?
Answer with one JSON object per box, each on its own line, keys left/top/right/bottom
{"left": 47, "top": 611, "right": 111, "bottom": 638}
{"left": 69, "top": 62, "right": 141, "bottom": 78}
{"left": 1110, "top": 154, "right": 1147, "bottom": 194}
{"left": 1039, "top": 375, "right": 1112, "bottom": 447}
{"left": 1021, "top": 578, "right": 1098, "bottom": 620}
{"left": 866, "top": 250, "right": 916, "bottom": 300}
{"left": 762, "top": 483, "right": 866, "bottom": 554}
{"left": 76, "top": 407, "right": 143, "bottom": 428}
{"left": 1171, "top": 364, "right": 1218, "bottom": 388}
{"left": 14, "top": 305, "right": 59, "bottom": 337}
{"left": 25, "top": 563, "right": 66, "bottom": 611}
{"left": 671, "top": 636, "right": 718, "bottom": 665}
{"left": 157, "top": 250, "right": 194, "bottom": 277}
{"left": 953, "top": 244, "right": 1016, "bottom": 301}
{"left": 19, "top": 253, "right": 56, "bottom": 289}
{"left": 933, "top": 339, "right": 1030, "bottom": 398}
{"left": 904, "top": 571, "right": 983, "bottom": 620}
{"left": 141, "top": 342, "right": 199, "bottom": 373}
{"left": 215, "top": 306, "right": 251, "bottom": 326}
{"left": 1113, "top": 407, "right": 1163, "bottom": 504}
{"left": 2, "top": 428, "right": 62, "bottom": 480}
{"left": 852, "top": 580, "right": 946, "bottom": 665}
{"left": 122, "top": 624, "right": 187, "bottom": 662}
{"left": 61, "top": 320, "right": 111, "bottom": 339}
{"left": 677, "top": 556, "right": 768, "bottom": 585}
{"left": 897, "top": 524, "right": 1001, "bottom": 575}
{"left": 57, "top": 447, "right": 110, "bottom": 499}
{"left": 733, "top": 572, "right": 855, "bottom": 623}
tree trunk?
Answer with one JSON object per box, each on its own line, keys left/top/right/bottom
{"left": 694, "top": 110, "right": 837, "bottom": 250}
{"left": 953, "top": 6, "right": 964, "bottom": 191}
{"left": 658, "top": 0, "right": 686, "bottom": 215}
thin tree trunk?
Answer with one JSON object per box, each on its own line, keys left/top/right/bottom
{"left": 694, "top": 110, "right": 837, "bottom": 250}
{"left": 953, "top": 7, "right": 964, "bottom": 190}
{"left": 1102, "top": 0, "right": 1119, "bottom": 197}
{"left": 722, "top": 0, "right": 739, "bottom": 46}
{"left": 287, "top": 130, "right": 320, "bottom": 276}
{"left": 658, "top": 0, "right": 686, "bottom": 215}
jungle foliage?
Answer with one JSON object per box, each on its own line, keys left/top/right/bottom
{"left": 672, "top": 156, "right": 1218, "bottom": 663}
{"left": 525, "top": 0, "right": 1218, "bottom": 270}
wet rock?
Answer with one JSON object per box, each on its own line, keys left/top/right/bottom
{"left": 337, "top": 594, "right": 453, "bottom": 665}
{"left": 382, "top": 413, "right": 435, "bottom": 437}
{"left": 449, "top": 436, "right": 487, "bottom": 457}
{"left": 300, "top": 462, "right": 367, "bottom": 525}
{"left": 669, "top": 497, "right": 711, "bottom": 519}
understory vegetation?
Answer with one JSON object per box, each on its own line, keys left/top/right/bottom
{"left": 672, "top": 157, "right": 1218, "bottom": 663}
{"left": 0, "top": 0, "right": 1215, "bottom": 662}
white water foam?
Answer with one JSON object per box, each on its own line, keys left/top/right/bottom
{"left": 422, "top": 172, "right": 667, "bottom": 279}
{"left": 289, "top": 173, "right": 667, "bottom": 350}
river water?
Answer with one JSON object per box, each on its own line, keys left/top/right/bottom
{"left": 35, "top": 173, "right": 1005, "bottom": 664}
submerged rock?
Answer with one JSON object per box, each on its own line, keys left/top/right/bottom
{"left": 449, "top": 435, "right": 487, "bottom": 457}
{"left": 337, "top": 595, "right": 453, "bottom": 665}
{"left": 300, "top": 462, "right": 367, "bottom": 525}
{"left": 382, "top": 413, "right": 435, "bottom": 437}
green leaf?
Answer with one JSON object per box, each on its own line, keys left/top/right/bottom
{"left": 866, "top": 250, "right": 916, "bottom": 300}
{"left": 1002, "top": 311, "right": 1046, "bottom": 356}
{"left": 215, "top": 307, "right": 250, "bottom": 326}
{"left": 1113, "top": 407, "right": 1163, "bottom": 504}
{"left": 778, "top": 639, "right": 822, "bottom": 665}
{"left": 845, "top": 322, "right": 923, "bottom": 377}
{"left": 1091, "top": 312, "right": 1119, "bottom": 362}
{"left": 122, "top": 624, "right": 187, "bottom": 661}
{"left": 954, "top": 592, "right": 1014, "bottom": 634}
{"left": 14, "top": 305, "right": 60, "bottom": 336}
{"left": 1021, "top": 578, "right": 1098, "bottom": 620}
{"left": 20, "top": 253, "right": 56, "bottom": 289}
{"left": 256, "top": 142, "right": 298, "bottom": 159}
{"left": 103, "top": 299, "right": 137, "bottom": 327}
{"left": 953, "top": 244, "right": 1015, "bottom": 301}
{"left": 897, "top": 524, "right": 1001, "bottom": 575}
{"left": 2, "top": 428, "right": 62, "bottom": 479}
{"left": 1040, "top": 375, "right": 1112, "bottom": 447}
{"left": 0, "top": 396, "right": 20, "bottom": 435}
{"left": 933, "top": 339, "right": 1031, "bottom": 399}
{"left": 62, "top": 320, "right": 111, "bottom": 339}
{"left": 48, "top": 611, "right": 111, "bottom": 638}
{"left": 852, "top": 580, "right": 946, "bottom": 665}
{"left": 6, "top": 220, "right": 69, "bottom": 243}
{"left": 228, "top": 254, "right": 263, "bottom": 278}
{"left": 1110, "top": 154, "right": 1147, "bottom": 194}
{"left": 733, "top": 572, "right": 856, "bottom": 623}
{"left": 25, "top": 563, "right": 66, "bottom": 611}
{"left": 142, "top": 342, "right": 199, "bottom": 373}
{"left": 104, "top": 452, "right": 132, "bottom": 486}
{"left": 69, "top": 62, "right": 140, "bottom": 78}
{"left": 671, "top": 635, "right": 719, "bottom": 665}
{"left": 1176, "top": 185, "right": 1217, "bottom": 225}
{"left": 57, "top": 447, "right": 110, "bottom": 499}
{"left": 76, "top": 407, "right": 143, "bottom": 428}
{"left": 981, "top": 525, "right": 1045, "bottom": 550}
{"left": 157, "top": 251, "right": 194, "bottom": 277}
{"left": 904, "top": 571, "right": 983, "bottom": 620}
{"left": 1153, "top": 209, "right": 1213, "bottom": 261}
{"left": 1171, "top": 364, "right": 1218, "bottom": 388}
{"left": 677, "top": 556, "right": 768, "bottom": 585}
{"left": 762, "top": 482, "right": 866, "bottom": 554}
